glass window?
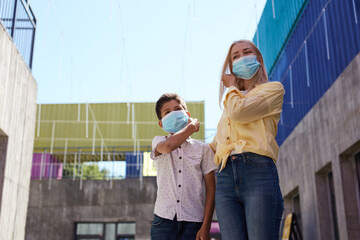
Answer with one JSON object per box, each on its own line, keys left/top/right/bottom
{"left": 117, "top": 223, "right": 135, "bottom": 235}
{"left": 0, "top": 133, "right": 8, "bottom": 206}
{"left": 293, "top": 194, "right": 301, "bottom": 231}
{"left": 328, "top": 171, "right": 340, "bottom": 240}
{"left": 76, "top": 222, "right": 135, "bottom": 240}
{"left": 105, "top": 223, "right": 116, "bottom": 240}
{"left": 355, "top": 152, "right": 360, "bottom": 205}
{"left": 76, "top": 223, "right": 103, "bottom": 235}
{"left": 79, "top": 239, "right": 101, "bottom": 240}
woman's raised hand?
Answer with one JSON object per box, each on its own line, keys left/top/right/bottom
{"left": 222, "top": 74, "right": 237, "bottom": 88}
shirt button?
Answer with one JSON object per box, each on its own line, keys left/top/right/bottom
{"left": 227, "top": 137, "right": 229, "bottom": 140}
{"left": 179, "top": 170, "right": 181, "bottom": 173}
{"left": 179, "top": 157, "right": 182, "bottom": 159}
{"left": 177, "top": 200, "right": 180, "bottom": 203}
{"left": 178, "top": 185, "right": 181, "bottom": 187}
{"left": 228, "top": 123, "right": 230, "bottom": 126}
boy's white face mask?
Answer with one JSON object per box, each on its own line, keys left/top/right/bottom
{"left": 161, "top": 110, "right": 189, "bottom": 133}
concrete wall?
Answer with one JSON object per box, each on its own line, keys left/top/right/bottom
{"left": 0, "top": 22, "right": 38, "bottom": 240}
{"left": 277, "top": 52, "right": 360, "bottom": 240}
{"left": 26, "top": 178, "right": 157, "bottom": 240}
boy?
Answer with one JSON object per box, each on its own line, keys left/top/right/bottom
{"left": 150, "top": 93, "right": 217, "bottom": 240}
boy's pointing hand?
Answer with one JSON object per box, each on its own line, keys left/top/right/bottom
{"left": 188, "top": 118, "right": 200, "bottom": 133}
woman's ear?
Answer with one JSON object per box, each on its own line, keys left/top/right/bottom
{"left": 257, "top": 55, "right": 264, "bottom": 65}
{"left": 158, "top": 120, "right": 163, "bottom": 128}
{"left": 186, "top": 112, "right": 190, "bottom": 118}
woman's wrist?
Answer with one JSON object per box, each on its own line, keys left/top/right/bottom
{"left": 222, "top": 74, "right": 237, "bottom": 88}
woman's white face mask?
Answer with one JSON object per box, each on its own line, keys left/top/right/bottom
{"left": 232, "top": 55, "right": 260, "bottom": 80}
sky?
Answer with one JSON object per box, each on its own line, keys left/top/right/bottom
{"left": 30, "top": 0, "right": 267, "bottom": 143}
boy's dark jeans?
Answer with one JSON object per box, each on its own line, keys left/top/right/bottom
{"left": 150, "top": 214, "right": 202, "bottom": 240}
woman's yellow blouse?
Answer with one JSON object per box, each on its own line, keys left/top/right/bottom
{"left": 210, "top": 82, "right": 285, "bottom": 171}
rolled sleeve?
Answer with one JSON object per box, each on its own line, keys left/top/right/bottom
{"left": 224, "top": 82, "right": 284, "bottom": 124}
{"left": 201, "top": 144, "right": 217, "bottom": 175}
{"left": 150, "top": 136, "right": 167, "bottom": 160}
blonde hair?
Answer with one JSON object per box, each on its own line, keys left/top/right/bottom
{"left": 219, "top": 40, "right": 268, "bottom": 107}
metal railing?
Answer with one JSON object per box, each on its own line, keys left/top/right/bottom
{"left": 31, "top": 149, "right": 157, "bottom": 190}
{"left": 0, "top": 0, "right": 36, "bottom": 69}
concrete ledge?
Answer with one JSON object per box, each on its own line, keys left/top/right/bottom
{"left": 0, "top": 21, "right": 38, "bottom": 240}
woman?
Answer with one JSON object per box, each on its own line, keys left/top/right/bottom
{"left": 210, "top": 40, "right": 284, "bottom": 240}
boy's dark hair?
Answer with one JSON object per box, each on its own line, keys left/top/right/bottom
{"left": 155, "top": 93, "right": 188, "bottom": 120}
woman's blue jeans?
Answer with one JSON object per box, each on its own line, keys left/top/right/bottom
{"left": 215, "top": 152, "right": 284, "bottom": 240}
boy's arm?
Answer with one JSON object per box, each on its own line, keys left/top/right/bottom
{"left": 196, "top": 171, "right": 215, "bottom": 240}
{"left": 155, "top": 118, "right": 199, "bottom": 156}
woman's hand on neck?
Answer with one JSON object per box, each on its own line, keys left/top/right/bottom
{"left": 222, "top": 73, "right": 258, "bottom": 91}
{"left": 222, "top": 74, "right": 237, "bottom": 88}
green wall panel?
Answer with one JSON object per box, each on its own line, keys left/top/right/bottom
{"left": 34, "top": 102, "right": 205, "bottom": 154}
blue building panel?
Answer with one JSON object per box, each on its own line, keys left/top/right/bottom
{"left": 125, "top": 152, "right": 143, "bottom": 178}
{"left": 268, "top": 0, "right": 360, "bottom": 145}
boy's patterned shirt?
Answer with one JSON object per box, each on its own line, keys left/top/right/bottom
{"left": 150, "top": 136, "right": 217, "bottom": 222}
